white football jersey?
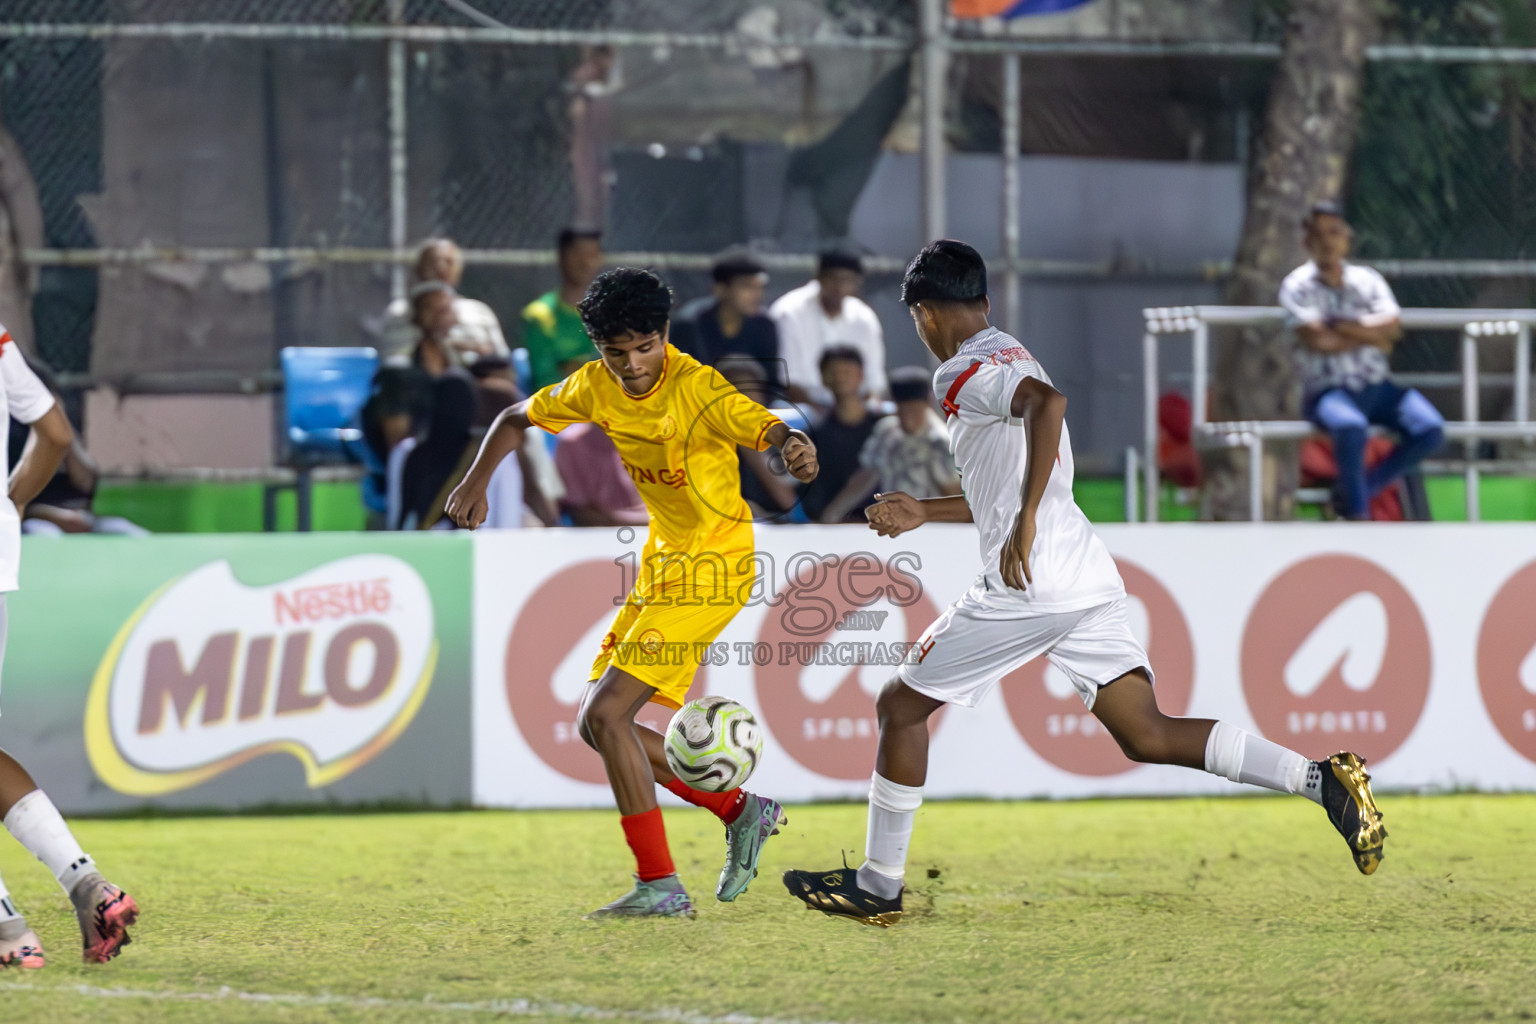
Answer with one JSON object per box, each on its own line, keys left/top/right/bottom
{"left": 933, "top": 327, "right": 1124, "bottom": 612}
{"left": 0, "top": 324, "right": 59, "bottom": 593}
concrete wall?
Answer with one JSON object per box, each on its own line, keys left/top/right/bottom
{"left": 85, "top": 391, "right": 275, "bottom": 474}
{"left": 846, "top": 152, "right": 1244, "bottom": 472}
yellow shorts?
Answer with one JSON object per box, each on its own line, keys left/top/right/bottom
{"left": 586, "top": 551, "right": 750, "bottom": 708}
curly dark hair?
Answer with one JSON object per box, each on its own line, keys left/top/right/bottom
{"left": 577, "top": 267, "right": 672, "bottom": 343}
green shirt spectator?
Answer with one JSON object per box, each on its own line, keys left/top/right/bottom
{"left": 521, "top": 228, "right": 603, "bottom": 390}
{"left": 521, "top": 292, "right": 592, "bottom": 391}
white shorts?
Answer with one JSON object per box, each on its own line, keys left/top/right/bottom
{"left": 898, "top": 592, "right": 1150, "bottom": 711}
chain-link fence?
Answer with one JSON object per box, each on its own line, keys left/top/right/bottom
{"left": 0, "top": 0, "right": 921, "bottom": 387}
{"left": 3, "top": 0, "right": 1536, "bottom": 431}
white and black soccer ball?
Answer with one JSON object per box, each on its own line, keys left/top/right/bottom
{"left": 664, "top": 696, "right": 763, "bottom": 792}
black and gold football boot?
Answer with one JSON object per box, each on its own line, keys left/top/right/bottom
{"left": 782, "top": 862, "right": 903, "bottom": 927}
{"left": 1320, "top": 751, "right": 1387, "bottom": 875}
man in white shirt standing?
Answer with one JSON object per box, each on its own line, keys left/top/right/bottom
{"left": 0, "top": 326, "right": 139, "bottom": 968}
{"left": 770, "top": 247, "right": 887, "bottom": 408}
{"left": 782, "top": 241, "right": 1388, "bottom": 927}
{"left": 1280, "top": 201, "right": 1445, "bottom": 519}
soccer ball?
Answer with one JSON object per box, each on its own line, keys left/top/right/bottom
{"left": 664, "top": 696, "right": 763, "bottom": 792}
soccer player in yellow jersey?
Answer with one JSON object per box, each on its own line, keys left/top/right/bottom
{"left": 447, "top": 268, "right": 819, "bottom": 918}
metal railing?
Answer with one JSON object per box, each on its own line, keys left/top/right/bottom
{"left": 10, "top": 5, "right": 1536, "bottom": 384}
{"left": 1139, "top": 306, "right": 1536, "bottom": 522}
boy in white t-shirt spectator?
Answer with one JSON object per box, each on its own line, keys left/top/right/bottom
{"left": 0, "top": 325, "right": 139, "bottom": 968}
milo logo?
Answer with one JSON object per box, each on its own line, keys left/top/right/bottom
{"left": 86, "top": 555, "right": 438, "bottom": 796}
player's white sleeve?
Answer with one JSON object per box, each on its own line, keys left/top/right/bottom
{"left": 937, "top": 359, "right": 1038, "bottom": 421}
{"left": 1278, "top": 273, "right": 1323, "bottom": 328}
{"left": 1357, "top": 269, "right": 1401, "bottom": 328}
{"left": 0, "top": 332, "right": 56, "bottom": 424}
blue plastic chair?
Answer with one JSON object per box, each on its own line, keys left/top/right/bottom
{"left": 283, "top": 347, "right": 378, "bottom": 461}
{"left": 265, "top": 347, "right": 379, "bottom": 531}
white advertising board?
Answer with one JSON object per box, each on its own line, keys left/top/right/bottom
{"left": 473, "top": 524, "right": 1536, "bottom": 807}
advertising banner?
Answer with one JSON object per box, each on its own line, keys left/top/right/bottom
{"left": 473, "top": 523, "right": 1536, "bottom": 807}
{"left": 3, "top": 534, "right": 471, "bottom": 813}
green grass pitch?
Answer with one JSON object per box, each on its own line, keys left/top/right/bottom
{"left": 1, "top": 796, "right": 1533, "bottom": 1023}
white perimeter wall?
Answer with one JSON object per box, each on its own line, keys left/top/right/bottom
{"left": 472, "top": 524, "right": 1536, "bottom": 807}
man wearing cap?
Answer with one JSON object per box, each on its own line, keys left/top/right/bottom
{"left": 1279, "top": 201, "right": 1445, "bottom": 519}
{"left": 672, "top": 249, "right": 784, "bottom": 390}
{"left": 770, "top": 246, "right": 887, "bottom": 408}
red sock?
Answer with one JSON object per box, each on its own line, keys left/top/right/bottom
{"left": 620, "top": 807, "right": 676, "bottom": 882}
{"left": 663, "top": 778, "right": 749, "bottom": 824}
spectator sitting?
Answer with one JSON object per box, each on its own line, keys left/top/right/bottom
{"left": 380, "top": 238, "right": 508, "bottom": 365}
{"left": 672, "top": 249, "right": 784, "bottom": 391}
{"left": 1281, "top": 200, "right": 1445, "bottom": 520}
{"left": 390, "top": 285, "right": 478, "bottom": 529}
{"left": 715, "top": 355, "right": 798, "bottom": 520}
{"left": 467, "top": 354, "right": 521, "bottom": 427}
{"left": 554, "top": 422, "right": 648, "bottom": 526}
{"left": 770, "top": 245, "right": 886, "bottom": 408}
{"left": 522, "top": 228, "right": 604, "bottom": 390}
{"left": 466, "top": 356, "right": 559, "bottom": 527}
{"left": 798, "top": 345, "right": 883, "bottom": 523}
{"left": 1300, "top": 434, "right": 1406, "bottom": 521}
{"left": 8, "top": 359, "right": 147, "bottom": 536}
{"left": 821, "top": 366, "right": 959, "bottom": 522}
{"left": 359, "top": 361, "right": 430, "bottom": 528}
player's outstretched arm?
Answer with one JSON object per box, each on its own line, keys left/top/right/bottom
{"left": 9, "top": 402, "right": 72, "bottom": 514}
{"left": 1001, "top": 376, "right": 1067, "bottom": 590}
{"left": 764, "top": 421, "right": 818, "bottom": 484}
{"left": 864, "top": 491, "right": 971, "bottom": 538}
{"left": 445, "top": 401, "right": 533, "bottom": 530}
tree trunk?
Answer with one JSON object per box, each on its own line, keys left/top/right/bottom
{"left": 1202, "top": 0, "right": 1379, "bottom": 520}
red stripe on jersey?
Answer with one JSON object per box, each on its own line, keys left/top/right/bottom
{"left": 941, "top": 361, "right": 983, "bottom": 419}
{"left": 0, "top": 331, "right": 12, "bottom": 351}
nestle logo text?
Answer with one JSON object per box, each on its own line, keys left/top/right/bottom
{"left": 275, "top": 579, "right": 392, "bottom": 626}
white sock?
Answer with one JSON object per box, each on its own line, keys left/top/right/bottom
{"left": 3, "top": 790, "right": 95, "bottom": 895}
{"left": 856, "top": 773, "right": 922, "bottom": 900}
{"left": 1204, "top": 722, "right": 1320, "bottom": 805}
{"left": 0, "top": 873, "right": 20, "bottom": 919}
{"left": 0, "top": 871, "right": 25, "bottom": 940}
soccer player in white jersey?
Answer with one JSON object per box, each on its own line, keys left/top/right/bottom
{"left": 0, "top": 326, "right": 138, "bottom": 967}
{"left": 782, "top": 241, "right": 1386, "bottom": 927}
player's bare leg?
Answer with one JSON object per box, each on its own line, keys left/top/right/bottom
{"left": 783, "top": 679, "right": 939, "bottom": 926}
{"left": 0, "top": 748, "right": 139, "bottom": 963}
{"left": 1091, "top": 670, "right": 1386, "bottom": 874}
{"left": 1085, "top": 669, "right": 1213, "bottom": 769}
{"left": 872, "top": 681, "right": 945, "bottom": 788}
{"left": 632, "top": 726, "right": 786, "bottom": 901}
{"left": 576, "top": 670, "right": 694, "bottom": 918}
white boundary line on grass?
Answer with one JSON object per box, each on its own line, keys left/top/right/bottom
{"left": 0, "top": 982, "right": 854, "bottom": 1024}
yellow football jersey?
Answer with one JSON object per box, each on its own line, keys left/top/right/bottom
{"left": 527, "top": 345, "right": 781, "bottom": 555}
{"left": 528, "top": 345, "right": 784, "bottom": 705}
